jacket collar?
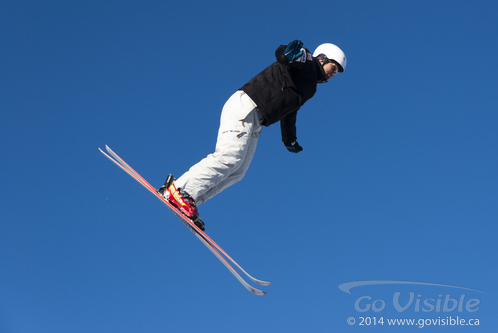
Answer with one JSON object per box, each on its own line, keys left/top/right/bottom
{"left": 314, "top": 58, "right": 329, "bottom": 84}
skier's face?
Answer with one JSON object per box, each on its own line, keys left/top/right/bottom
{"left": 323, "top": 62, "right": 338, "bottom": 80}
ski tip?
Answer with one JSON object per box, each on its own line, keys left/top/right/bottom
{"left": 252, "top": 288, "right": 267, "bottom": 296}
{"left": 256, "top": 281, "right": 272, "bottom": 286}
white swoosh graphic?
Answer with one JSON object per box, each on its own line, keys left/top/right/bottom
{"left": 338, "top": 280, "right": 492, "bottom": 295}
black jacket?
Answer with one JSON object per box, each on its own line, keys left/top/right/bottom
{"left": 240, "top": 44, "right": 327, "bottom": 144}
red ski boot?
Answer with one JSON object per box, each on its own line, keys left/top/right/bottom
{"left": 159, "top": 175, "right": 205, "bottom": 231}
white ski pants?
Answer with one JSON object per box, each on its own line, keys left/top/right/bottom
{"left": 175, "top": 91, "right": 263, "bottom": 205}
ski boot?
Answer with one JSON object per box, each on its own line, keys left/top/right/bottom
{"left": 158, "top": 175, "right": 205, "bottom": 231}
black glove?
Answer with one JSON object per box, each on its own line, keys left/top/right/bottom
{"left": 284, "top": 40, "right": 303, "bottom": 61}
{"left": 285, "top": 141, "right": 303, "bottom": 153}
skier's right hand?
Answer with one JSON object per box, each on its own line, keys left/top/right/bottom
{"left": 284, "top": 40, "right": 303, "bottom": 61}
{"left": 285, "top": 141, "right": 303, "bottom": 153}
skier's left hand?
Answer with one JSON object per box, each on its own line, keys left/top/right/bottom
{"left": 284, "top": 40, "right": 303, "bottom": 61}
{"left": 285, "top": 141, "right": 303, "bottom": 153}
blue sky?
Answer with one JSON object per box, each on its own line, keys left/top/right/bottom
{"left": 1, "top": 0, "right": 497, "bottom": 332}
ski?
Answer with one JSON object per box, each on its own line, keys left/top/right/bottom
{"left": 99, "top": 145, "right": 270, "bottom": 295}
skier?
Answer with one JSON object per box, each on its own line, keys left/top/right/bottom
{"left": 159, "top": 40, "right": 346, "bottom": 230}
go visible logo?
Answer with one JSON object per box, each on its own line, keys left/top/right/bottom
{"left": 339, "top": 280, "right": 491, "bottom": 313}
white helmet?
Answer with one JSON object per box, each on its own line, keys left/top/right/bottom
{"left": 313, "top": 43, "right": 347, "bottom": 72}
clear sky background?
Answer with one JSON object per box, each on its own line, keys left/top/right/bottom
{"left": 1, "top": 1, "right": 497, "bottom": 332}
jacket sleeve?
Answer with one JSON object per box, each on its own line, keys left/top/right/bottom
{"left": 280, "top": 111, "right": 297, "bottom": 145}
{"left": 275, "top": 45, "right": 314, "bottom": 69}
